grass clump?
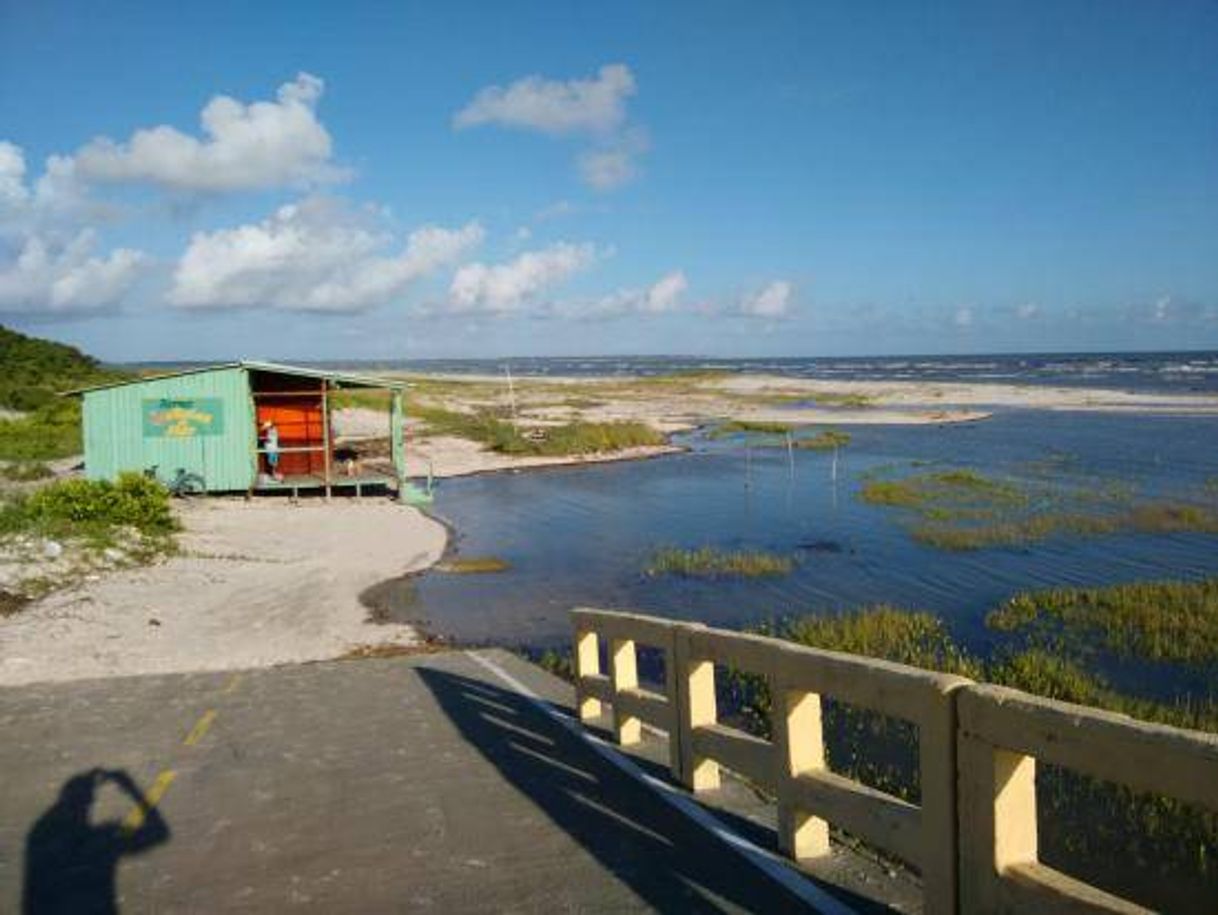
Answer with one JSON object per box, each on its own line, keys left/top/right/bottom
{"left": 436, "top": 556, "right": 511, "bottom": 574}
{"left": 414, "top": 404, "right": 664, "bottom": 456}
{"left": 794, "top": 429, "right": 851, "bottom": 450}
{"left": 811, "top": 392, "right": 874, "bottom": 409}
{"left": 987, "top": 578, "right": 1218, "bottom": 666}
{"left": 646, "top": 546, "right": 793, "bottom": 578}
{"left": 2, "top": 462, "right": 54, "bottom": 482}
{"left": 709, "top": 419, "right": 795, "bottom": 438}
{"left": 861, "top": 465, "right": 1218, "bottom": 551}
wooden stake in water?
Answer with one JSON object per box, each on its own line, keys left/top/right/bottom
{"left": 831, "top": 445, "right": 839, "bottom": 483}
{"left": 504, "top": 364, "right": 519, "bottom": 426}
{"left": 786, "top": 431, "right": 795, "bottom": 480}
{"left": 745, "top": 444, "right": 753, "bottom": 490}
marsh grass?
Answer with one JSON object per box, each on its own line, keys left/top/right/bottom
{"left": 987, "top": 578, "right": 1218, "bottom": 666}
{"left": 860, "top": 466, "right": 1218, "bottom": 551}
{"left": 811, "top": 392, "right": 875, "bottom": 409}
{"left": 436, "top": 556, "right": 511, "bottom": 574}
{"left": 412, "top": 404, "right": 664, "bottom": 456}
{"left": 793, "top": 429, "right": 852, "bottom": 450}
{"left": 646, "top": 546, "right": 794, "bottom": 578}
{"left": 708, "top": 419, "right": 795, "bottom": 438}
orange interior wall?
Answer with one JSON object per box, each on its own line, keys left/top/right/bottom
{"left": 256, "top": 399, "right": 326, "bottom": 475}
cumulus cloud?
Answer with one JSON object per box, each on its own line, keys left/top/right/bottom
{"left": 740, "top": 280, "right": 793, "bottom": 318}
{"left": 449, "top": 242, "right": 600, "bottom": 314}
{"left": 578, "top": 128, "right": 650, "bottom": 191}
{"left": 1016, "top": 302, "right": 1041, "bottom": 320}
{"left": 954, "top": 305, "right": 974, "bottom": 327}
{"left": 0, "top": 142, "right": 28, "bottom": 207}
{"left": 575, "top": 270, "right": 689, "bottom": 319}
{"left": 455, "top": 64, "right": 646, "bottom": 190}
{"left": 0, "top": 229, "right": 147, "bottom": 315}
{"left": 0, "top": 143, "right": 95, "bottom": 229}
{"left": 169, "top": 198, "right": 482, "bottom": 312}
{"left": 454, "top": 64, "right": 635, "bottom": 135}
{"left": 70, "top": 73, "right": 344, "bottom": 193}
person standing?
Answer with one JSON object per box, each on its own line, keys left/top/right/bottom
{"left": 260, "top": 420, "right": 282, "bottom": 481}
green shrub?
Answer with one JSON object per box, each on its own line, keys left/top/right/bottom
{"left": 25, "top": 473, "right": 177, "bottom": 537}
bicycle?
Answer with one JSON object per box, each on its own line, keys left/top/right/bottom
{"left": 144, "top": 465, "right": 206, "bottom": 497}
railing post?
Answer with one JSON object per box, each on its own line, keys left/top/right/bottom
{"left": 609, "top": 638, "right": 641, "bottom": 745}
{"left": 574, "top": 627, "right": 601, "bottom": 722}
{"left": 674, "top": 625, "right": 720, "bottom": 791}
{"left": 920, "top": 683, "right": 965, "bottom": 915}
{"left": 772, "top": 673, "right": 830, "bottom": 860}
{"left": 665, "top": 627, "right": 682, "bottom": 780}
{"left": 958, "top": 706, "right": 1039, "bottom": 913}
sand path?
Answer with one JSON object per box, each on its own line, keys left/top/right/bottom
{"left": 0, "top": 498, "right": 447, "bottom": 686}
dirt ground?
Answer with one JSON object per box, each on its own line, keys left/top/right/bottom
{"left": 0, "top": 498, "right": 447, "bottom": 686}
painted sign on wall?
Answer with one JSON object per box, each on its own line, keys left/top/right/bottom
{"left": 142, "top": 398, "right": 225, "bottom": 438}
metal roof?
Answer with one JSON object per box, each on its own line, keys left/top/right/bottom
{"left": 62, "top": 360, "right": 409, "bottom": 395}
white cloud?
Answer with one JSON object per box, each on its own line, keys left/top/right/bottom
{"left": 0, "top": 229, "right": 147, "bottom": 315}
{"left": 1016, "top": 302, "right": 1041, "bottom": 320}
{"left": 454, "top": 64, "right": 635, "bottom": 136}
{"left": 456, "top": 65, "right": 647, "bottom": 190}
{"left": 578, "top": 128, "right": 650, "bottom": 191}
{"left": 954, "top": 305, "right": 974, "bottom": 327}
{"left": 71, "top": 73, "right": 344, "bottom": 192}
{"left": 169, "top": 197, "right": 482, "bottom": 312}
{"left": 0, "top": 142, "right": 29, "bottom": 207}
{"left": 740, "top": 280, "right": 793, "bottom": 318}
{"left": 578, "top": 270, "right": 689, "bottom": 319}
{"left": 642, "top": 270, "right": 687, "bottom": 313}
{"left": 449, "top": 242, "right": 599, "bottom": 314}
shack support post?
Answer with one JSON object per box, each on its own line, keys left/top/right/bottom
{"left": 321, "top": 380, "right": 332, "bottom": 501}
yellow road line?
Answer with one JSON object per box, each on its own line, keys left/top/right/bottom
{"left": 223, "top": 672, "right": 242, "bottom": 694}
{"left": 119, "top": 769, "right": 176, "bottom": 834}
{"left": 183, "top": 709, "right": 218, "bottom": 747}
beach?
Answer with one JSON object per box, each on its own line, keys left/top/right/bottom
{"left": 0, "top": 498, "right": 447, "bottom": 686}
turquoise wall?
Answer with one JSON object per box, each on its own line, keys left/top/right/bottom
{"left": 83, "top": 367, "right": 256, "bottom": 491}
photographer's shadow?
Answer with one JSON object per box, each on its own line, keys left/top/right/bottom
{"left": 23, "top": 768, "right": 170, "bottom": 915}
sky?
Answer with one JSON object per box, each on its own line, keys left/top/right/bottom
{"left": 1, "top": 0, "right": 1216, "bottom": 361}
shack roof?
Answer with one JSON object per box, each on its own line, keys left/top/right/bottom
{"left": 63, "top": 360, "right": 409, "bottom": 395}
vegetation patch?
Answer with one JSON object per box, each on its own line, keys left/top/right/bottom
{"left": 794, "top": 429, "right": 851, "bottom": 450}
{"left": 436, "top": 556, "right": 511, "bottom": 574}
{"left": 860, "top": 465, "right": 1218, "bottom": 551}
{"left": 811, "top": 392, "right": 874, "bottom": 409}
{"left": 0, "top": 326, "right": 130, "bottom": 461}
{"left": 1, "top": 461, "right": 54, "bottom": 482}
{"left": 709, "top": 419, "right": 795, "bottom": 438}
{"left": 987, "top": 578, "right": 1218, "bottom": 666}
{"left": 646, "top": 546, "right": 794, "bottom": 578}
{"left": 414, "top": 404, "right": 664, "bottom": 456}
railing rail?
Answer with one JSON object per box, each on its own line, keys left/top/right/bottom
{"left": 570, "top": 607, "right": 1218, "bottom": 915}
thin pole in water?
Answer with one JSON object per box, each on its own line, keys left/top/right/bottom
{"left": 786, "top": 431, "right": 795, "bottom": 481}
{"left": 504, "top": 365, "right": 519, "bottom": 426}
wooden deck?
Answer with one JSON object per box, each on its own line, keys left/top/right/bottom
{"left": 253, "top": 472, "right": 395, "bottom": 498}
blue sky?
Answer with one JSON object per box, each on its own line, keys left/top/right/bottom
{"left": 1, "top": 0, "right": 1215, "bottom": 360}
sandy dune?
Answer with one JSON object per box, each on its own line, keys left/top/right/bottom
{"left": 0, "top": 498, "right": 447, "bottom": 686}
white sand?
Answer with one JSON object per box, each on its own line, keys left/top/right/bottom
{"left": 0, "top": 498, "right": 447, "bottom": 686}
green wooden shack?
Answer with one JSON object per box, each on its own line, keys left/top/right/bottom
{"left": 68, "top": 362, "right": 422, "bottom": 499}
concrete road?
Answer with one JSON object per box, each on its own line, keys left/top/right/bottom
{"left": 0, "top": 650, "right": 882, "bottom": 913}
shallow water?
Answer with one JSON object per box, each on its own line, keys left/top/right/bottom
{"left": 399, "top": 411, "right": 1218, "bottom": 696}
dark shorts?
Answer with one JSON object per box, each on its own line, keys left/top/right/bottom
{"left": 267, "top": 451, "right": 279, "bottom": 468}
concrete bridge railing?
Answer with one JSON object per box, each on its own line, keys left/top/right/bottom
{"left": 570, "top": 608, "right": 1218, "bottom": 915}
